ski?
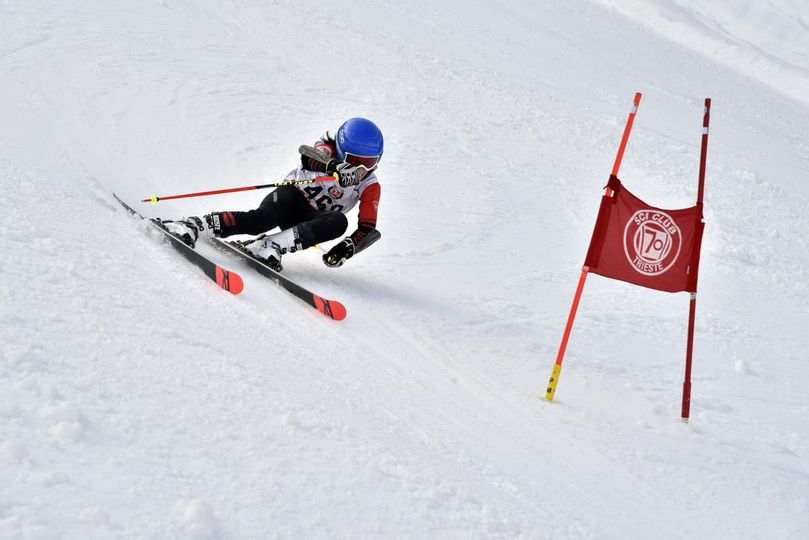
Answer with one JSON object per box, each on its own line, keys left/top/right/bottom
{"left": 208, "top": 237, "right": 347, "bottom": 321}
{"left": 113, "top": 193, "right": 244, "bottom": 295}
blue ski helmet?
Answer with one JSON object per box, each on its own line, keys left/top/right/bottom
{"left": 336, "top": 118, "right": 384, "bottom": 169}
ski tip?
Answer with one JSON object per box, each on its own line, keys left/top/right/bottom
{"left": 215, "top": 266, "right": 244, "bottom": 295}
{"left": 313, "top": 295, "right": 347, "bottom": 321}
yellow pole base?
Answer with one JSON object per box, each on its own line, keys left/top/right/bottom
{"left": 545, "top": 364, "right": 562, "bottom": 401}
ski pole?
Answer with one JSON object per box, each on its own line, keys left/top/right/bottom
{"left": 142, "top": 175, "right": 335, "bottom": 204}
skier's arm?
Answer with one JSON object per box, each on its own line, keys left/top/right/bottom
{"left": 300, "top": 141, "right": 337, "bottom": 173}
{"left": 351, "top": 182, "right": 380, "bottom": 241}
{"left": 323, "top": 183, "right": 382, "bottom": 267}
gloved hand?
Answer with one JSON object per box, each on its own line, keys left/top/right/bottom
{"left": 332, "top": 162, "right": 366, "bottom": 187}
{"left": 323, "top": 238, "right": 355, "bottom": 267}
{"left": 300, "top": 144, "right": 336, "bottom": 173}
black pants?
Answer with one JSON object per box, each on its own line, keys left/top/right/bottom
{"left": 221, "top": 186, "right": 347, "bottom": 249}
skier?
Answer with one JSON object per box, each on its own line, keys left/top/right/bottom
{"left": 162, "top": 117, "right": 383, "bottom": 271}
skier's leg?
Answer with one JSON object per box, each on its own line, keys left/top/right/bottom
{"left": 279, "top": 211, "right": 348, "bottom": 247}
{"left": 162, "top": 186, "right": 312, "bottom": 245}
{"left": 216, "top": 185, "right": 311, "bottom": 236}
{"left": 246, "top": 204, "right": 348, "bottom": 271}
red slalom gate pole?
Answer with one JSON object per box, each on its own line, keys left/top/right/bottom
{"left": 545, "top": 266, "right": 590, "bottom": 401}
{"left": 545, "top": 92, "right": 642, "bottom": 402}
{"left": 611, "top": 92, "right": 642, "bottom": 178}
{"left": 141, "top": 175, "right": 335, "bottom": 204}
{"left": 681, "top": 97, "right": 711, "bottom": 422}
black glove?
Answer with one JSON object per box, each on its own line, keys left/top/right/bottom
{"left": 323, "top": 238, "right": 355, "bottom": 267}
{"left": 332, "top": 163, "right": 366, "bottom": 187}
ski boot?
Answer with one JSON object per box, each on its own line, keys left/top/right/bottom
{"left": 243, "top": 227, "right": 303, "bottom": 272}
{"left": 159, "top": 215, "right": 219, "bottom": 248}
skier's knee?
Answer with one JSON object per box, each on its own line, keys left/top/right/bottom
{"left": 302, "top": 212, "right": 347, "bottom": 245}
{"left": 329, "top": 212, "right": 349, "bottom": 236}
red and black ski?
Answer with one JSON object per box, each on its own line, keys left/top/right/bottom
{"left": 208, "top": 237, "right": 346, "bottom": 321}
{"left": 113, "top": 193, "right": 244, "bottom": 295}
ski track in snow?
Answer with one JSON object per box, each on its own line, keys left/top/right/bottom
{"left": 1, "top": 1, "right": 808, "bottom": 538}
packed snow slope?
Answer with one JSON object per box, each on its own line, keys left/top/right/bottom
{"left": 1, "top": 1, "right": 807, "bottom": 538}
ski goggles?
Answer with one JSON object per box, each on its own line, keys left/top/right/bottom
{"left": 344, "top": 152, "right": 381, "bottom": 171}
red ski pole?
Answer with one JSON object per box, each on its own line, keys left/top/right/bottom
{"left": 142, "top": 175, "right": 335, "bottom": 204}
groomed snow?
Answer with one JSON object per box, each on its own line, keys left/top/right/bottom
{"left": 1, "top": 1, "right": 807, "bottom": 538}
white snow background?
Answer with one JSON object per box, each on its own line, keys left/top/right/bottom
{"left": 1, "top": 1, "right": 808, "bottom": 538}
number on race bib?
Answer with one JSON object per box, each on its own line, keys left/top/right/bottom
{"left": 303, "top": 184, "right": 345, "bottom": 213}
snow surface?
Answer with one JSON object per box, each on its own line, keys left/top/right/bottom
{"left": 1, "top": 1, "right": 808, "bottom": 538}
